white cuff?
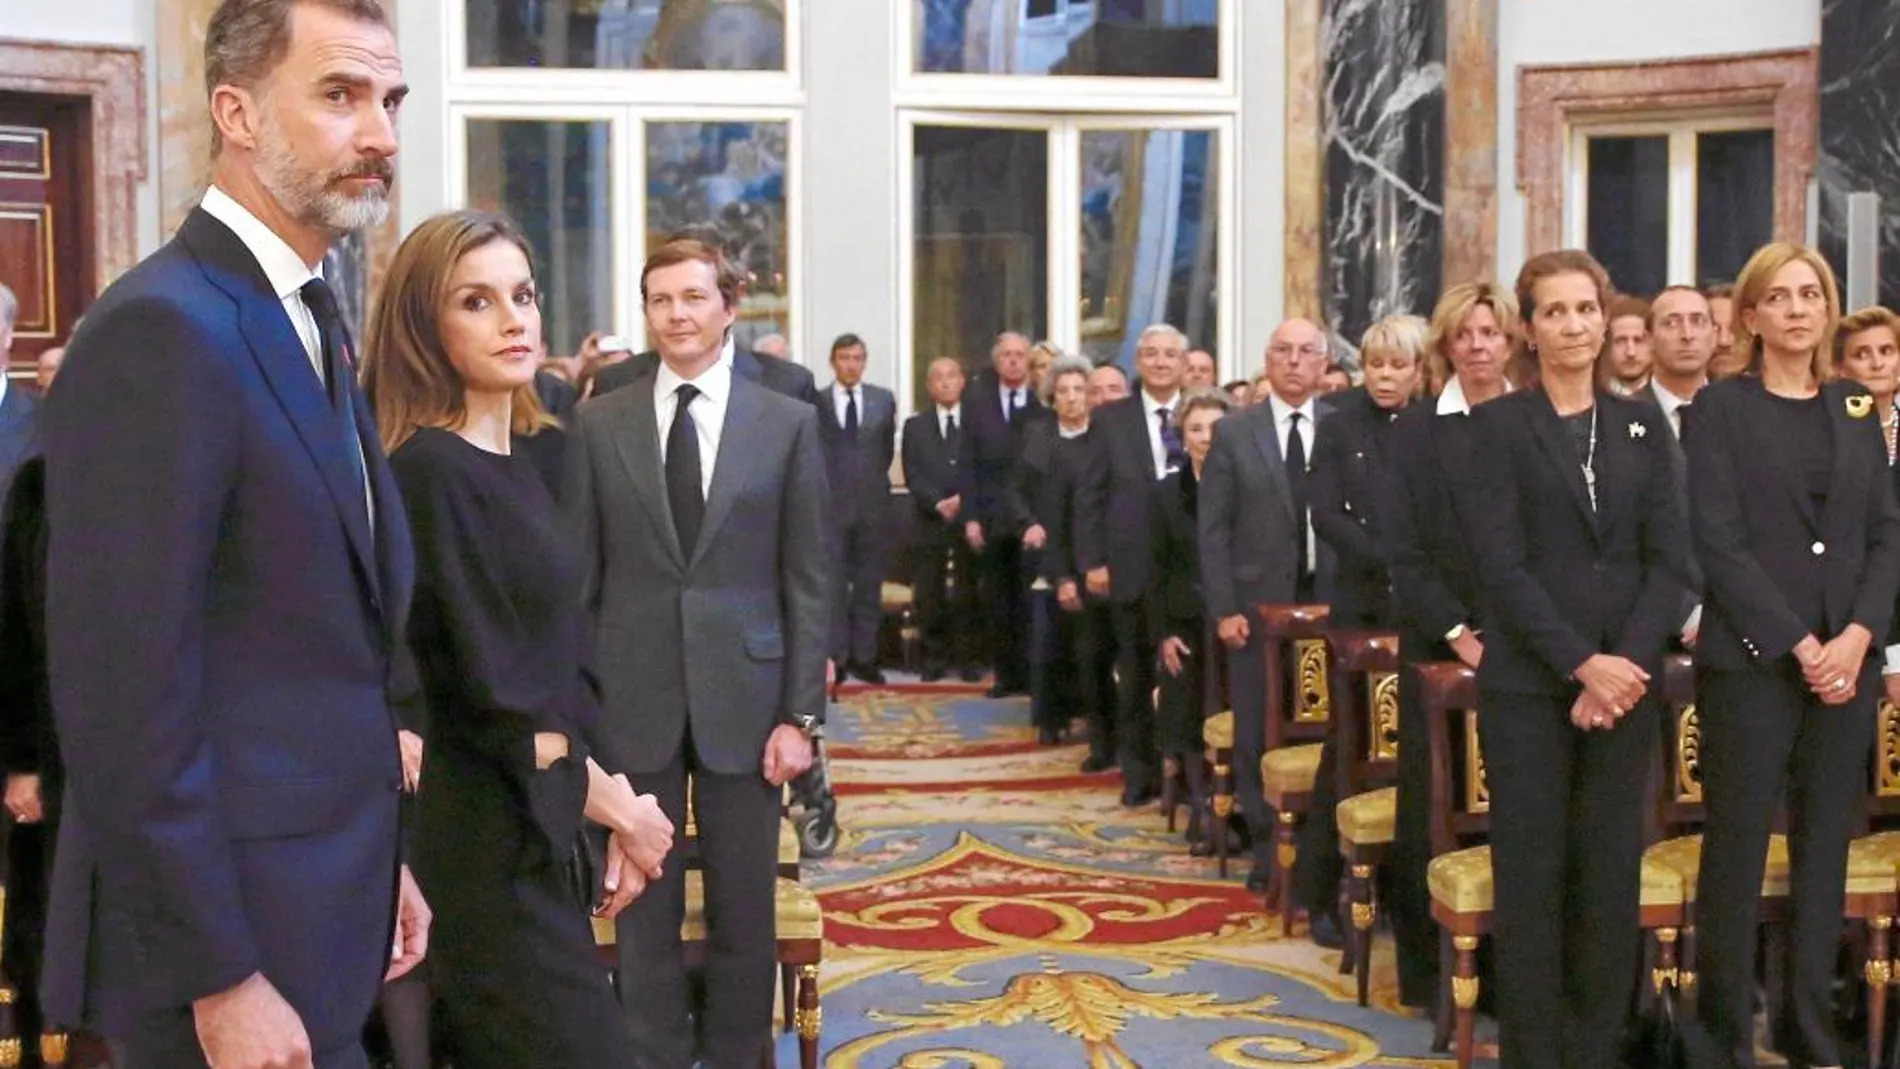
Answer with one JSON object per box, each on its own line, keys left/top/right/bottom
{"left": 1884, "top": 644, "right": 1900, "bottom": 677}
{"left": 1680, "top": 604, "right": 1702, "bottom": 639}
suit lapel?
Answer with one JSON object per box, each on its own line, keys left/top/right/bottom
{"left": 1245, "top": 404, "right": 1296, "bottom": 520}
{"left": 1524, "top": 391, "right": 1600, "bottom": 538}
{"left": 607, "top": 378, "right": 687, "bottom": 569}
{"left": 1595, "top": 402, "right": 1642, "bottom": 540}
{"left": 693, "top": 379, "right": 763, "bottom": 568}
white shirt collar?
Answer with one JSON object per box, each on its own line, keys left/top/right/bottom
{"left": 833, "top": 381, "right": 858, "bottom": 399}
{"left": 936, "top": 402, "right": 961, "bottom": 420}
{"left": 720, "top": 333, "right": 736, "bottom": 366}
{"left": 654, "top": 348, "right": 733, "bottom": 408}
{"left": 199, "top": 185, "right": 322, "bottom": 300}
{"left": 1267, "top": 392, "right": 1317, "bottom": 425}
{"left": 1651, "top": 378, "right": 1702, "bottom": 415}
{"left": 1059, "top": 421, "right": 1089, "bottom": 439}
{"left": 1141, "top": 387, "right": 1180, "bottom": 413}
{"left": 1436, "top": 375, "right": 1513, "bottom": 416}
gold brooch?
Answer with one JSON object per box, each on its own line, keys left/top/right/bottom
{"left": 1848, "top": 395, "right": 1874, "bottom": 419}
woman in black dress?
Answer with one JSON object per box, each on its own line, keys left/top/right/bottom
{"left": 361, "top": 210, "right": 676, "bottom": 1067}
{"left": 1686, "top": 245, "right": 1900, "bottom": 1069}
{"left": 1149, "top": 393, "right": 1229, "bottom": 845}
{"left": 1462, "top": 249, "right": 1688, "bottom": 1069}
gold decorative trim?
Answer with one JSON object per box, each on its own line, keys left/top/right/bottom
{"left": 1868, "top": 957, "right": 1893, "bottom": 989}
{"left": 1451, "top": 975, "right": 1480, "bottom": 1010}
{"left": 1463, "top": 711, "right": 1489, "bottom": 814}
{"left": 1350, "top": 863, "right": 1372, "bottom": 879}
{"left": 1294, "top": 639, "right": 1331, "bottom": 722}
{"left": 1369, "top": 671, "right": 1400, "bottom": 761}
{"left": 1675, "top": 703, "right": 1703, "bottom": 803}
{"left": 795, "top": 1006, "right": 822, "bottom": 1039}
{"left": 1452, "top": 935, "right": 1479, "bottom": 951}
{"left": 37, "top": 1034, "right": 66, "bottom": 1064}
{"left": 1880, "top": 702, "right": 1900, "bottom": 797}
{"left": 0, "top": 126, "right": 50, "bottom": 180}
{"left": 1211, "top": 791, "right": 1233, "bottom": 818}
{"left": 1351, "top": 901, "right": 1375, "bottom": 931}
{"left": 0, "top": 1037, "right": 19, "bottom": 1069}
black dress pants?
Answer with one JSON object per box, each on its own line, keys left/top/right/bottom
{"left": 913, "top": 523, "right": 980, "bottom": 672}
{"left": 1111, "top": 598, "right": 1158, "bottom": 793}
{"left": 830, "top": 514, "right": 887, "bottom": 667}
{"left": 1388, "top": 664, "right": 1439, "bottom": 1009}
{"left": 1688, "top": 661, "right": 1877, "bottom": 1069}
{"left": 1228, "top": 608, "right": 1271, "bottom": 865}
{"left": 1070, "top": 601, "right": 1119, "bottom": 763}
{"left": 976, "top": 536, "right": 1030, "bottom": 690}
{"left": 1480, "top": 687, "right": 1654, "bottom": 1069}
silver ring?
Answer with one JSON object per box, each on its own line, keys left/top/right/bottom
{"left": 1834, "top": 678, "right": 1849, "bottom": 691}
{"left": 1592, "top": 716, "right": 1606, "bottom": 728}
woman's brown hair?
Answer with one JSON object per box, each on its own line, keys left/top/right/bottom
{"left": 1424, "top": 282, "right": 1520, "bottom": 395}
{"left": 1732, "top": 241, "right": 1842, "bottom": 383}
{"left": 361, "top": 210, "right": 559, "bottom": 454}
{"left": 1513, "top": 249, "right": 1613, "bottom": 383}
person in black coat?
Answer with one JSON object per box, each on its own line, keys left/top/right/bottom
{"left": 1149, "top": 393, "right": 1230, "bottom": 842}
{"left": 817, "top": 334, "right": 898, "bottom": 682}
{"left": 901, "top": 357, "right": 982, "bottom": 681}
{"left": 1461, "top": 250, "right": 1689, "bottom": 1069}
{"left": 958, "top": 333, "right": 1044, "bottom": 696}
{"left": 1014, "top": 356, "right": 1094, "bottom": 744}
{"left": 1833, "top": 307, "right": 1900, "bottom": 711}
{"left": 1379, "top": 282, "right": 1518, "bottom": 1009}
{"left": 1293, "top": 315, "right": 1425, "bottom": 945}
{"left": 1683, "top": 246, "right": 1900, "bottom": 1069}
{"left": 0, "top": 454, "right": 53, "bottom": 1057}
{"left": 362, "top": 211, "right": 678, "bottom": 1067}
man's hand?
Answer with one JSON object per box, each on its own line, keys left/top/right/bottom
{"left": 1573, "top": 653, "right": 1650, "bottom": 713}
{"left": 1085, "top": 566, "right": 1111, "bottom": 599}
{"left": 1056, "top": 579, "right": 1083, "bottom": 613}
{"left": 385, "top": 865, "right": 431, "bottom": 982}
{"left": 936, "top": 494, "right": 961, "bottom": 521}
{"left": 194, "top": 973, "right": 313, "bottom": 1069}
{"left": 964, "top": 521, "right": 986, "bottom": 552}
{"left": 1217, "top": 614, "right": 1250, "bottom": 650}
{"left": 1449, "top": 631, "right": 1484, "bottom": 670}
{"left": 5, "top": 773, "right": 42, "bottom": 825}
{"left": 761, "top": 724, "right": 815, "bottom": 787}
{"left": 1023, "top": 524, "right": 1047, "bottom": 551}
{"left": 613, "top": 775, "right": 673, "bottom": 879}
{"left": 1159, "top": 636, "right": 1191, "bottom": 677}
{"left": 598, "top": 833, "right": 651, "bottom": 919}
{"left": 396, "top": 730, "right": 423, "bottom": 793}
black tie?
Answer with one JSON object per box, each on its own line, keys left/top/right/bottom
{"left": 667, "top": 383, "right": 705, "bottom": 555}
{"left": 1286, "top": 411, "right": 1310, "bottom": 580}
{"left": 844, "top": 388, "right": 859, "bottom": 440}
{"left": 1157, "top": 406, "right": 1184, "bottom": 473}
{"left": 1007, "top": 388, "right": 1021, "bottom": 423}
{"left": 298, "top": 278, "right": 369, "bottom": 505}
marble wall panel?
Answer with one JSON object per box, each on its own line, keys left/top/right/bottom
{"left": 1818, "top": 0, "right": 1899, "bottom": 310}
{"left": 1284, "top": 0, "right": 1325, "bottom": 323}
{"left": 1444, "top": 0, "right": 1497, "bottom": 287}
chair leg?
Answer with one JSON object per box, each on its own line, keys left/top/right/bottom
{"left": 1652, "top": 926, "right": 1680, "bottom": 1007}
{"left": 1274, "top": 810, "right": 1300, "bottom": 935}
{"left": 782, "top": 963, "right": 796, "bottom": 1033}
{"left": 1336, "top": 874, "right": 1356, "bottom": 976}
{"left": 1350, "top": 863, "right": 1376, "bottom": 1005}
{"left": 1431, "top": 928, "right": 1453, "bottom": 1053}
{"left": 1211, "top": 754, "right": 1233, "bottom": 879}
{"left": 796, "top": 963, "right": 821, "bottom": 1069}
{"left": 1870, "top": 916, "right": 1894, "bottom": 1069}
{"left": 1162, "top": 755, "right": 1179, "bottom": 833}
{"left": 1452, "top": 934, "right": 1481, "bottom": 1069}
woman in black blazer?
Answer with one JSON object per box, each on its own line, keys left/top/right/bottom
{"left": 1463, "top": 249, "right": 1689, "bottom": 1069}
{"left": 1686, "top": 247, "right": 1900, "bottom": 1069}
{"left": 1378, "top": 281, "right": 1519, "bottom": 1010}
{"left": 1834, "top": 306, "right": 1900, "bottom": 714}
{"left": 1016, "top": 353, "right": 1091, "bottom": 745}
{"left": 1149, "top": 392, "right": 1230, "bottom": 845}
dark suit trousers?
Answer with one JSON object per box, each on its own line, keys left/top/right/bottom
{"left": 1029, "top": 589, "right": 1070, "bottom": 732}
{"left": 1111, "top": 599, "right": 1158, "bottom": 791}
{"left": 1479, "top": 688, "right": 1653, "bottom": 1069}
{"left": 1292, "top": 728, "right": 1344, "bottom": 918}
{"left": 1070, "top": 602, "right": 1118, "bottom": 762}
{"left": 1688, "top": 661, "right": 1876, "bottom": 1069}
{"left": 1229, "top": 611, "right": 1271, "bottom": 864}
{"left": 618, "top": 730, "right": 781, "bottom": 1069}
{"left": 4, "top": 820, "right": 50, "bottom": 1044}
{"left": 1389, "top": 665, "right": 1439, "bottom": 1008}
{"left": 913, "top": 522, "right": 979, "bottom": 670}
{"left": 830, "top": 513, "right": 887, "bottom": 666}
{"left": 977, "top": 536, "right": 1031, "bottom": 689}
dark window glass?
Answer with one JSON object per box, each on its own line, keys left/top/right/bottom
{"left": 1586, "top": 135, "right": 1670, "bottom": 296}
{"left": 1696, "top": 129, "right": 1774, "bottom": 286}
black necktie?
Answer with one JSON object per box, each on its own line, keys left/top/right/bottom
{"left": 944, "top": 412, "right": 959, "bottom": 449}
{"left": 844, "top": 388, "right": 859, "bottom": 440}
{"left": 667, "top": 383, "right": 704, "bottom": 554}
{"left": 1157, "top": 405, "right": 1183, "bottom": 474}
{"left": 1007, "top": 389, "right": 1021, "bottom": 423}
{"left": 298, "top": 278, "right": 369, "bottom": 504}
{"left": 1286, "top": 411, "right": 1309, "bottom": 578}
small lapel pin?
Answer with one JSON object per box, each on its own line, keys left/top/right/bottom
{"left": 1628, "top": 422, "right": 1646, "bottom": 440}
{"left": 1848, "top": 395, "right": 1874, "bottom": 419}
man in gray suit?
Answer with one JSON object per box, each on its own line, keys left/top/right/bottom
{"left": 565, "top": 238, "right": 829, "bottom": 1069}
{"left": 1199, "top": 317, "right": 1332, "bottom": 892}
{"left": 818, "top": 332, "right": 897, "bottom": 683}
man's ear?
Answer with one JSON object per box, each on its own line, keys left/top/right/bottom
{"left": 209, "top": 83, "right": 263, "bottom": 153}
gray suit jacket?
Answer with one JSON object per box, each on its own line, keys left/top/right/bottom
{"left": 1198, "top": 399, "right": 1333, "bottom": 619}
{"left": 564, "top": 373, "right": 830, "bottom": 776}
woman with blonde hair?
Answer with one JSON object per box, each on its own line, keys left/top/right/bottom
{"left": 1685, "top": 244, "right": 1899, "bottom": 1069}
{"left": 361, "top": 209, "right": 676, "bottom": 1066}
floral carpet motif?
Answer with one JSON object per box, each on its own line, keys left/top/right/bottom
{"left": 801, "top": 690, "right": 1453, "bottom": 1068}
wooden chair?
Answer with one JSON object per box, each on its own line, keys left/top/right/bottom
{"left": 1253, "top": 603, "right": 1332, "bottom": 932}
{"left": 1326, "top": 628, "right": 1401, "bottom": 1006}
{"left": 1202, "top": 707, "right": 1237, "bottom": 877}
{"left": 1842, "top": 699, "right": 1900, "bottom": 1068}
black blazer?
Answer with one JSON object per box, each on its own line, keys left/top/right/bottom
{"left": 0, "top": 457, "right": 54, "bottom": 812}
{"left": 901, "top": 408, "right": 962, "bottom": 523}
{"left": 816, "top": 382, "right": 896, "bottom": 525}
{"left": 591, "top": 345, "right": 820, "bottom": 407}
{"left": 1380, "top": 401, "right": 1488, "bottom": 662}
{"left": 1040, "top": 430, "right": 1097, "bottom": 586}
{"left": 535, "top": 368, "right": 580, "bottom": 419}
{"left": 1076, "top": 394, "right": 1171, "bottom": 602}
{"left": 956, "top": 369, "right": 1043, "bottom": 535}
{"left": 1148, "top": 469, "right": 1204, "bottom": 640}
{"left": 1685, "top": 376, "right": 1900, "bottom": 671}
{"left": 1310, "top": 388, "right": 1402, "bottom": 627}
{"left": 1462, "top": 389, "right": 1689, "bottom": 696}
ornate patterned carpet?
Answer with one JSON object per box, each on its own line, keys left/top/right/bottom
{"left": 793, "top": 683, "right": 1456, "bottom": 1069}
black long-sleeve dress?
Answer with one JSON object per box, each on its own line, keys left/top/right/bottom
{"left": 1148, "top": 468, "right": 1206, "bottom": 754}
{"left": 391, "top": 426, "right": 633, "bottom": 1068}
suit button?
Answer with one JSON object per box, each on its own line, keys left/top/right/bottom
{"left": 1593, "top": 561, "right": 1607, "bottom": 573}
{"left": 1812, "top": 541, "right": 1826, "bottom": 556}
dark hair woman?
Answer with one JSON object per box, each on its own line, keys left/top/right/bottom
{"left": 1460, "top": 248, "right": 1689, "bottom": 1068}
{"left": 1683, "top": 244, "right": 1900, "bottom": 1069}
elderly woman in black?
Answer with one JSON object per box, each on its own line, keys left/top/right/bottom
{"left": 1685, "top": 245, "right": 1900, "bottom": 1069}
{"left": 1462, "top": 249, "right": 1688, "bottom": 1069}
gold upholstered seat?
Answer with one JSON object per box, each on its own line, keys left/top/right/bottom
{"left": 1426, "top": 845, "right": 1688, "bottom": 916}
{"left": 1202, "top": 710, "right": 1234, "bottom": 750}
{"left": 1260, "top": 743, "right": 1324, "bottom": 805}
{"left": 1336, "top": 786, "right": 1396, "bottom": 847}
{"left": 1847, "top": 830, "right": 1900, "bottom": 896}
{"left": 1642, "top": 833, "right": 1790, "bottom": 900}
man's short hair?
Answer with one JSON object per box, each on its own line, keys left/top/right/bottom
{"left": 1703, "top": 282, "right": 1735, "bottom": 301}
{"left": 1608, "top": 295, "right": 1651, "bottom": 326}
{"left": 1646, "top": 285, "right": 1708, "bottom": 331}
{"left": 204, "top": 0, "right": 391, "bottom": 155}
{"left": 640, "top": 238, "right": 739, "bottom": 310}
{"left": 0, "top": 283, "right": 16, "bottom": 332}
{"left": 829, "top": 333, "right": 865, "bottom": 360}
{"left": 1136, "top": 323, "right": 1188, "bottom": 352}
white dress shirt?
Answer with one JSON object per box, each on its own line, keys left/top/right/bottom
{"left": 998, "top": 381, "right": 1029, "bottom": 422}
{"left": 1141, "top": 388, "right": 1182, "bottom": 480}
{"left": 936, "top": 403, "right": 961, "bottom": 438}
{"left": 1267, "top": 392, "right": 1319, "bottom": 572}
{"left": 654, "top": 351, "right": 734, "bottom": 499}
{"left": 832, "top": 382, "right": 862, "bottom": 428}
{"left": 1650, "top": 378, "right": 1701, "bottom": 439}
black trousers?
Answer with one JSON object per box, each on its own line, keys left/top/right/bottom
{"left": 1480, "top": 687, "right": 1654, "bottom": 1069}
{"left": 1292, "top": 735, "right": 1343, "bottom": 918}
{"left": 830, "top": 513, "right": 887, "bottom": 666}
{"left": 1688, "top": 660, "right": 1877, "bottom": 1069}
{"left": 973, "top": 535, "right": 1030, "bottom": 690}
{"left": 912, "top": 522, "right": 980, "bottom": 671}
{"left": 1069, "top": 601, "right": 1119, "bottom": 762}
{"left": 1228, "top": 607, "right": 1271, "bottom": 865}
{"left": 1111, "top": 599, "right": 1158, "bottom": 793}
{"left": 3, "top": 819, "right": 50, "bottom": 1054}
{"left": 619, "top": 732, "right": 781, "bottom": 1069}
{"left": 1389, "top": 664, "right": 1439, "bottom": 1009}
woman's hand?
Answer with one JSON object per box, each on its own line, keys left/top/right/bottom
{"left": 1568, "top": 690, "right": 1620, "bottom": 732}
{"left": 396, "top": 730, "right": 424, "bottom": 793}
{"left": 1158, "top": 636, "right": 1191, "bottom": 678}
{"left": 1803, "top": 625, "right": 1871, "bottom": 705}
{"left": 1573, "top": 653, "right": 1650, "bottom": 713}
{"left": 583, "top": 760, "right": 675, "bottom": 880}
{"left": 597, "top": 834, "right": 649, "bottom": 919}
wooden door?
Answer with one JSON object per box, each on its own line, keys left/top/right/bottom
{"left": 0, "top": 92, "right": 95, "bottom": 375}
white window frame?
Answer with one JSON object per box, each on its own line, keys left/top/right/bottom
{"left": 895, "top": 0, "right": 1239, "bottom": 113}
{"left": 447, "top": 0, "right": 805, "bottom": 108}
{"left": 1563, "top": 109, "right": 1774, "bottom": 287}
{"left": 448, "top": 103, "right": 804, "bottom": 352}
{"left": 894, "top": 109, "right": 1234, "bottom": 413}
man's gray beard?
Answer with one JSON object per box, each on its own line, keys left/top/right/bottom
{"left": 255, "top": 127, "right": 389, "bottom": 234}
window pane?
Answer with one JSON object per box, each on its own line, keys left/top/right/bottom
{"left": 912, "top": 125, "right": 1049, "bottom": 409}
{"left": 1586, "top": 135, "right": 1670, "bottom": 297}
{"left": 465, "top": 119, "right": 613, "bottom": 359}
{"left": 468, "top": 0, "right": 786, "bottom": 72}
{"left": 1696, "top": 129, "right": 1774, "bottom": 286}
{"left": 917, "top": 0, "right": 1219, "bottom": 78}
{"left": 1079, "top": 128, "right": 1218, "bottom": 370}
{"left": 646, "top": 121, "right": 791, "bottom": 348}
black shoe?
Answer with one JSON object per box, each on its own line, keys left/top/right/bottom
{"left": 1120, "top": 785, "right": 1157, "bottom": 808}
{"left": 1080, "top": 754, "right": 1114, "bottom": 774}
{"left": 958, "top": 666, "right": 984, "bottom": 683}
{"left": 1038, "top": 725, "right": 1062, "bottom": 746}
{"left": 1308, "top": 911, "right": 1346, "bottom": 950}
{"left": 987, "top": 682, "right": 1027, "bottom": 699}
{"left": 1245, "top": 861, "right": 1272, "bottom": 893}
{"left": 920, "top": 666, "right": 946, "bottom": 683}
{"left": 853, "top": 663, "right": 887, "bottom": 685}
